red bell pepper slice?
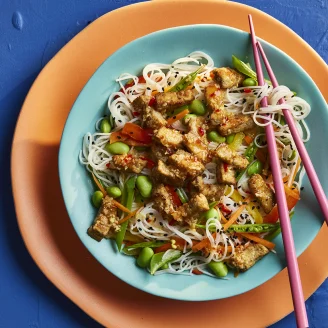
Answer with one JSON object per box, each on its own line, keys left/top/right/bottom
{"left": 121, "top": 123, "right": 153, "bottom": 144}
{"left": 165, "top": 186, "right": 182, "bottom": 207}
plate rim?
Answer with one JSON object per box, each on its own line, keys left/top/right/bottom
{"left": 11, "top": 1, "right": 328, "bottom": 327}
{"left": 58, "top": 23, "right": 326, "bottom": 301}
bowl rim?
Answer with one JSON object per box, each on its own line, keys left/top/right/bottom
{"left": 58, "top": 23, "right": 326, "bottom": 301}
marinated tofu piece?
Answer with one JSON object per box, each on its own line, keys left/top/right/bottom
{"left": 141, "top": 106, "right": 167, "bottom": 130}
{"left": 248, "top": 174, "right": 275, "bottom": 214}
{"left": 132, "top": 95, "right": 152, "bottom": 112}
{"left": 211, "top": 107, "right": 255, "bottom": 135}
{"left": 205, "top": 85, "right": 226, "bottom": 111}
{"left": 185, "top": 116, "right": 208, "bottom": 142}
{"left": 111, "top": 154, "right": 147, "bottom": 174}
{"left": 152, "top": 184, "right": 176, "bottom": 218}
{"left": 172, "top": 193, "right": 209, "bottom": 226}
{"left": 217, "top": 162, "right": 236, "bottom": 185}
{"left": 191, "top": 176, "right": 225, "bottom": 202}
{"left": 212, "top": 67, "right": 245, "bottom": 89}
{"left": 167, "top": 149, "right": 205, "bottom": 179}
{"left": 230, "top": 244, "right": 269, "bottom": 272}
{"left": 153, "top": 126, "right": 183, "bottom": 149}
{"left": 151, "top": 143, "right": 173, "bottom": 162}
{"left": 184, "top": 132, "right": 209, "bottom": 163}
{"left": 215, "top": 144, "right": 249, "bottom": 170}
{"left": 155, "top": 90, "right": 194, "bottom": 114}
{"left": 152, "top": 160, "right": 187, "bottom": 187}
{"left": 87, "top": 196, "right": 120, "bottom": 242}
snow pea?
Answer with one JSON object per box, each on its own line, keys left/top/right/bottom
{"left": 150, "top": 250, "right": 182, "bottom": 274}
{"left": 169, "top": 66, "right": 202, "bottom": 92}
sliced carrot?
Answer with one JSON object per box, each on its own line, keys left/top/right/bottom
{"left": 238, "top": 232, "right": 276, "bottom": 249}
{"left": 192, "top": 268, "right": 203, "bottom": 275}
{"left": 244, "top": 135, "right": 253, "bottom": 145}
{"left": 154, "top": 243, "right": 171, "bottom": 253}
{"left": 91, "top": 173, "right": 107, "bottom": 195}
{"left": 284, "top": 184, "right": 300, "bottom": 200}
{"left": 112, "top": 199, "right": 132, "bottom": 214}
{"left": 167, "top": 109, "right": 189, "bottom": 126}
{"left": 110, "top": 131, "right": 127, "bottom": 144}
{"left": 218, "top": 209, "right": 228, "bottom": 223}
{"left": 223, "top": 198, "right": 250, "bottom": 231}
{"left": 192, "top": 233, "right": 216, "bottom": 252}
{"left": 117, "top": 207, "right": 141, "bottom": 224}
{"left": 289, "top": 157, "right": 302, "bottom": 186}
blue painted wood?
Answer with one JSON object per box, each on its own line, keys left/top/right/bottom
{"left": 0, "top": 0, "right": 326, "bottom": 327}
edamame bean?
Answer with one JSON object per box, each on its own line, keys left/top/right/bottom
{"left": 205, "top": 208, "right": 219, "bottom": 220}
{"left": 242, "top": 78, "right": 257, "bottom": 87}
{"left": 182, "top": 114, "right": 197, "bottom": 124}
{"left": 92, "top": 191, "right": 103, "bottom": 208}
{"left": 247, "top": 160, "right": 263, "bottom": 176}
{"left": 105, "top": 142, "right": 130, "bottom": 155}
{"left": 226, "top": 134, "right": 235, "bottom": 144}
{"left": 189, "top": 99, "right": 206, "bottom": 116}
{"left": 106, "top": 186, "right": 122, "bottom": 199}
{"left": 137, "top": 247, "right": 154, "bottom": 268}
{"left": 100, "top": 118, "right": 111, "bottom": 133}
{"left": 136, "top": 176, "right": 153, "bottom": 198}
{"left": 207, "top": 131, "right": 226, "bottom": 143}
{"left": 208, "top": 261, "right": 228, "bottom": 277}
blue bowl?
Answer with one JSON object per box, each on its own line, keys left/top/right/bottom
{"left": 59, "top": 25, "right": 327, "bottom": 301}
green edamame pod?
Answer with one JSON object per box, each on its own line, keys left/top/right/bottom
{"left": 106, "top": 186, "right": 122, "bottom": 198}
{"left": 136, "top": 176, "right": 153, "bottom": 198}
{"left": 207, "top": 131, "right": 226, "bottom": 143}
{"left": 105, "top": 141, "right": 130, "bottom": 155}
{"left": 169, "top": 66, "right": 202, "bottom": 92}
{"left": 92, "top": 191, "right": 103, "bottom": 208}
{"left": 189, "top": 99, "right": 206, "bottom": 116}
{"left": 204, "top": 208, "right": 219, "bottom": 220}
{"left": 208, "top": 261, "right": 228, "bottom": 278}
{"left": 137, "top": 247, "right": 154, "bottom": 268}
{"left": 247, "top": 160, "right": 263, "bottom": 176}
{"left": 182, "top": 114, "right": 197, "bottom": 124}
{"left": 226, "top": 134, "right": 235, "bottom": 144}
{"left": 288, "top": 150, "right": 296, "bottom": 161}
{"left": 100, "top": 118, "right": 112, "bottom": 133}
{"left": 232, "top": 55, "right": 257, "bottom": 80}
{"left": 242, "top": 78, "right": 257, "bottom": 87}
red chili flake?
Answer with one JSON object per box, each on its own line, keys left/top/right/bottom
{"left": 198, "top": 127, "right": 205, "bottom": 136}
{"left": 148, "top": 97, "right": 157, "bottom": 107}
{"left": 123, "top": 154, "right": 133, "bottom": 163}
{"left": 244, "top": 88, "right": 252, "bottom": 93}
{"left": 223, "top": 163, "right": 229, "bottom": 172}
{"left": 168, "top": 219, "right": 175, "bottom": 226}
{"left": 106, "top": 163, "right": 111, "bottom": 168}
{"left": 215, "top": 109, "right": 221, "bottom": 113}
{"left": 133, "top": 111, "right": 140, "bottom": 117}
{"left": 140, "top": 157, "right": 155, "bottom": 169}
{"left": 210, "top": 93, "right": 215, "bottom": 97}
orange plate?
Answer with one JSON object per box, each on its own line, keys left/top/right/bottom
{"left": 11, "top": 1, "right": 328, "bottom": 327}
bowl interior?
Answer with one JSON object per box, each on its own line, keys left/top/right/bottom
{"left": 59, "top": 24, "right": 327, "bottom": 301}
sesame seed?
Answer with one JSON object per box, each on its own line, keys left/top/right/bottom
{"left": 147, "top": 87, "right": 151, "bottom": 90}
{"left": 160, "top": 222, "right": 163, "bottom": 226}
{"left": 137, "top": 219, "right": 141, "bottom": 222}
{"left": 164, "top": 234, "right": 168, "bottom": 237}
{"left": 168, "top": 82, "right": 171, "bottom": 86}
{"left": 118, "top": 120, "right": 122, "bottom": 123}
{"left": 257, "top": 206, "right": 260, "bottom": 209}
{"left": 252, "top": 206, "right": 255, "bottom": 210}
{"left": 301, "top": 187, "right": 304, "bottom": 191}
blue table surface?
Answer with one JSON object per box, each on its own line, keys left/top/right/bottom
{"left": 0, "top": 0, "right": 327, "bottom": 327}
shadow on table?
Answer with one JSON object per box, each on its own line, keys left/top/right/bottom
{"left": 0, "top": 76, "right": 101, "bottom": 328}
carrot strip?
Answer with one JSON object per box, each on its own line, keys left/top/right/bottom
{"left": 192, "top": 268, "right": 203, "bottom": 275}
{"left": 238, "top": 232, "right": 276, "bottom": 249}
{"left": 223, "top": 198, "right": 250, "bottom": 231}
{"left": 118, "top": 207, "right": 141, "bottom": 224}
{"left": 244, "top": 135, "right": 253, "bottom": 145}
{"left": 289, "top": 157, "right": 302, "bottom": 186}
{"left": 154, "top": 243, "right": 171, "bottom": 253}
{"left": 91, "top": 173, "right": 107, "bottom": 195}
{"left": 167, "top": 109, "right": 189, "bottom": 126}
{"left": 218, "top": 209, "right": 228, "bottom": 223}
{"left": 112, "top": 199, "right": 132, "bottom": 214}
{"left": 192, "top": 233, "right": 216, "bottom": 252}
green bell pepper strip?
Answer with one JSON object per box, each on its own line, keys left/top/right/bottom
{"left": 195, "top": 223, "right": 280, "bottom": 234}
{"left": 116, "top": 176, "right": 137, "bottom": 251}
{"left": 150, "top": 250, "right": 182, "bottom": 274}
{"left": 169, "top": 66, "right": 203, "bottom": 92}
{"left": 122, "top": 247, "right": 140, "bottom": 256}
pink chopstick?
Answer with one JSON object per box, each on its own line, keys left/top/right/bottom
{"left": 248, "top": 15, "right": 309, "bottom": 328}
{"left": 256, "top": 41, "right": 328, "bottom": 226}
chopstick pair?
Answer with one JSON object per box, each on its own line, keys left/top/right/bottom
{"left": 248, "top": 15, "right": 318, "bottom": 328}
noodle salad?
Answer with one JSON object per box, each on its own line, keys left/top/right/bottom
{"left": 79, "top": 51, "right": 310, "bottom": 277}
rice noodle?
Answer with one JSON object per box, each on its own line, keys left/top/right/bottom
{"left": 79, "top": 51, "right": 310, "bottom": 277}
